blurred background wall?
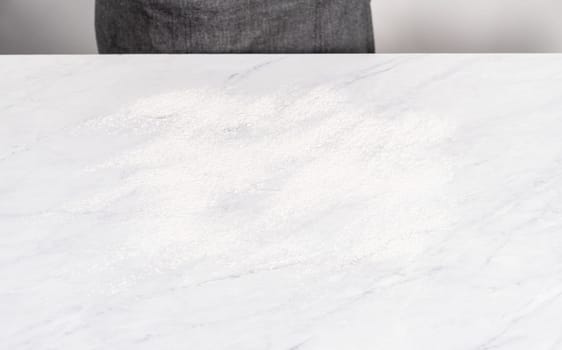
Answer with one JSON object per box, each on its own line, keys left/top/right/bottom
{"left": 1, "top": 0, "right": 561, "bottom": 54}
{"left": 0, "top": 0, "right": 96, "bottom": 54}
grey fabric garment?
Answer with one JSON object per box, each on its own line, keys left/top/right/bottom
{"left": 96, "top": 0, "right": 375, "bottom": 53}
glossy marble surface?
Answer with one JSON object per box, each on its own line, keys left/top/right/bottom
{"left": 2, "top": 55, "right": 562, "bottom": 349}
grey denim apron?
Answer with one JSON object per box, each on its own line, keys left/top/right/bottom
{"left": 96, "top": 0, "right": 375, "bottom": 53}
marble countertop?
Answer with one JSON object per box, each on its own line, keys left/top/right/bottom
{"left": 2, "top": 55, "right": 562, "bottom": 350}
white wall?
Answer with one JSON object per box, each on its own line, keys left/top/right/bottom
{"left": 1, "top": 0, "right": 562, "bottom": 54}
{"left": 373, "top": 0, "right": 562, "bottom": 52}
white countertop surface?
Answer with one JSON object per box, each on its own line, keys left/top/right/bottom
{"left": 2, "top": 55, "right": 562, "bottom": 350}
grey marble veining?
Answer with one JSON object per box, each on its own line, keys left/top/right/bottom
{"left": 2, "top": 55, "right": 562, "bottom": 349}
